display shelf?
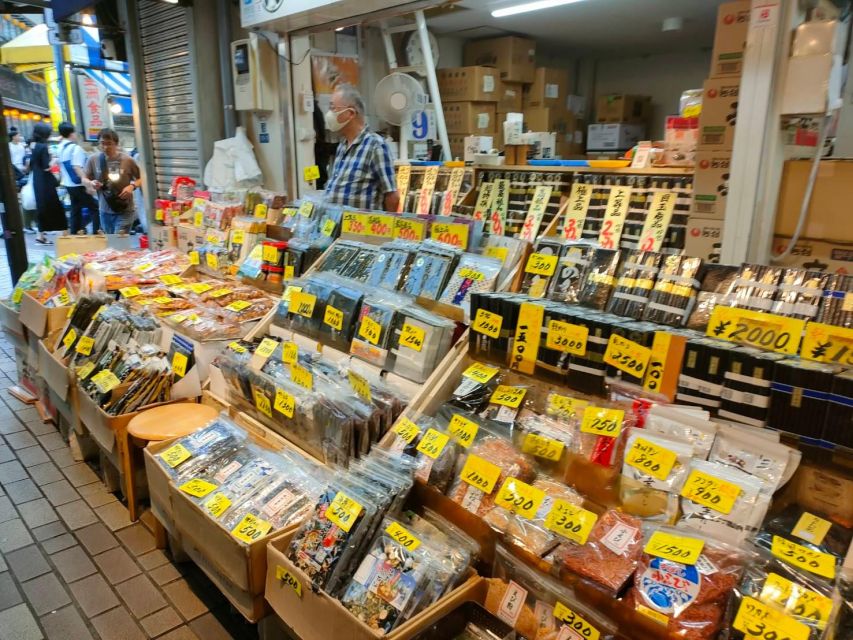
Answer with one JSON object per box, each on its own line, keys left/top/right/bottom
{"left": 483, "top": 164, "right": 694, "bottom": 176}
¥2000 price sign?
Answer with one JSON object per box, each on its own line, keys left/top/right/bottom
{"left": 707, "top": 306, "right": 804, "bottom": 355}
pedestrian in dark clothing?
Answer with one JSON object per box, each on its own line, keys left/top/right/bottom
{"left": 30, "top": 122, "right": 67, "bottom": 244}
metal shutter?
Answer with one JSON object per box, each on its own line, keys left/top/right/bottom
{"left": 138, "top": 0, "right": 202, "bottom": 196}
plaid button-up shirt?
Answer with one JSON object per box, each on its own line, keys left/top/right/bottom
{"left": 325, "top": 127, "right": 396, "bottom": 210}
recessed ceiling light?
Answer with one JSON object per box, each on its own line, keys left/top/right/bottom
{"left": 491, "top": 0, "right": 586, "bottom": 19}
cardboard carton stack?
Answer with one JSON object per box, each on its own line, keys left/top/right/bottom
{"left": 438, "top": 66, "right": 499, "bottom": 160}
{"left": 686, "top": 0, "right": 749, "bottom": 260}
{"left": 588, "top": 95, "right": 650, "bottom": 153}
{"left": 522, "top": 67, "right": 583, "bottom": 158}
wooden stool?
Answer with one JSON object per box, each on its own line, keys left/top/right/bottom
{"left": 124, "top": 403, "right": 219, "bottom": 522}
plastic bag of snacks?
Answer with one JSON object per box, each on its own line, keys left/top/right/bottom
{"left": 624, "top": 527, "right": 752, "bottom": 640}
{"left": 485, "top": 545, "right": 619, "bottom": 640}
{"left": 548, "top": 508, "right": 643, "bottom": 594}
{"left": 154, "top": 415, "right": 248, "bottom": 480}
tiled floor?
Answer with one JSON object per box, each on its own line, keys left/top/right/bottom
{"left": 0, "top": 331, "right": 261, "bottom": 640}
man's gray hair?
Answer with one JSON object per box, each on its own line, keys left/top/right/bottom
{"left": 335, "top": 84, "right": 365, "bottom": 116}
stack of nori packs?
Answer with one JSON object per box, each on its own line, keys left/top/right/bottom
{"left": 825, "top": 370, "right": 853, "bottom": 447}
{"left": 676, "top": 336, "right": 733, "bottom": 413}
{"left": 768, "top": 359, "right": 842, "bottom": 440}
{"left": 718, "top": 347, "right": 784, "bottom": 428}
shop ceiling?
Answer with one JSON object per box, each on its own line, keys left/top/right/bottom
{"left": 426, "top": 0, "right": 729, "bottom": 56}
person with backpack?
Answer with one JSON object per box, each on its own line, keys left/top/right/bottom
{"left": 83, "top": 128, "right": 141, "bottom": 234}
{"left": 58, "top": 122, "right": 99, "bottom": 234}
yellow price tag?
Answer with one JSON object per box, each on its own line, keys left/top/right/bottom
{"left": 303, "top": 165, "right": 320, "bottom": 181}
{"left": 522, "top": 433, "right": 564, "bottom": 462}
{"left": 771, "top": 536, "right": 836, "bottom": 580}
{"left": 547, "top": 395, "right": 588, "bottom": 418}
{"left": 172, "top": 352, "right": 188, "bottom": 377}
{"left": 707, "top": 306, "right": 805, "bottom": 355}
{"left": 63, "top": 329, "right": 78, "bottom": 351}
{"left": 494, "top": 477, "right": 546, "bottom": 519}
{"left": 231, "top": 513, "right": 272, "bottom": 543}
{"left": 348, "top": 371, "right": 371, "bottom": 403}
{"left": 321, "top": 219, "right": 336, "bottom": 237}
{"left": 364, "top": 214, "right": 394, "bottom": 238}
{"left": 448, "top": 414, "right": 479, "bottom": 448}
{"left": 281, "top": 342, "right": 298, "bottom": 365}
{"left": 120, "top": 286, "right": 142, "bottom": 298}
{"left": 228, "top": 342, "right": 247, "bottom": 354}
{"left": 159, "top": 274, "right": 182, "bottom": 286}
{"left": 230, "top": 229, "right": 245, "bottom": 245}
{"left": 189, "top": 251, "right": 199, "bottom": 266}
{"left": 415, "top": 429, "right": 449, "bottom": 459}
{"left": 193, "top": 211, "right": 203, "bottom": 227}
{"left": 299, "top": 201, "right": 314, "bottom": 218}
{"left": 56, "top": 287, "right": 70, "bottom": 306}
{"left": 208, "top": 287, "right": 232, "bottom": 298}
{"left": 636, "top": 604, "right": 670, "bottom": 627}
{"left": 206, "top": 253, "right": 219, "bottom": 270}
{"left": 341, "top": 211, "right": 367, "bottom": 235}
{"left": 545, "top": 320, "right": 588, "bottom": 356}
{"left": 155, "top": 208, "right": 164, "bottom": 221}
{"left": 643, "top": 331, "right": 673, "bottom": 394}
{"left": 254, "top": 388, "right": 272, "bottom": 418}
{"left": 325, "top": 491, "right": 363, "bottom": 533}
{"left": 525, "top": 252, "right": 558, "bottom": 276}
{"left": 431, "top": 222, "right": 469, "bottom": 250}
{"left": 399, "top": 323, "right": 425, "bottom": 352}
{"left": 262, "top": 245, "right": 280, "bottom": 263}
{"left": 472, "top": 309, "right": 503, "bottom": 339}
{"left": 545, "top": 501, "right": 598, "bottom": 545}
{"left": 255, "top": 337, "right": 279, "bottom": 361}
{"left": 484, "top": 246, "right": 509, "bottom": 263}
{"left": 284, "top": 265, "right": 294, "bottom": 280}
{"left": 274, "top": 388, "right": 296, "bottom": 419}
{"left": 553, "top": 601, "right": 600, "bottom": 640}
{"left": 225, "top": 300, "right": 252, "bottom": 313}
{"left": 385, "top": 521, "right": 421, "bottom": 551}
{"left": 462, "top": 362, "right": 500, "bottom": 383}
{"left": 91, "top": 370, "right": 121, "bottom": 393}
{"left": 511, "top": 302, "right": 544, "bottom": 375}
{"left": 76, "top": 362, "right": 95, "bottom": 379}
{"left": 392, "top": 217, "right": 426, "bottom": 241}
{"left": 276, "top": 566, "right": 303, "bottom": 598}
{"left": 392, "top": 418, "right": 420, "bottom": 444}
{"left": 205, "top": 493, "right": 232, "bottom": 518}
{"left": 681, "top": 469, "right": 742, "bottom": 515}
{"left": 645, "top": 531, "right": 705, "bottom": 565}
{"left": 490, "top": 385, "right": 527, "bottom": 409}
{"left": 11, "top": 288, "right": 23, "bottom": 304}
{"left": 791, "top": 512, "right": 832, "bottom": 546}
{"left": 254, "top": 203, "right": 268, "bottom": 219}
{"left": 458, "top": 267, "right": 485, "bottom": 281}
{"left": 800, "top": 322, "right": 853, "bottom": 365}
{"left": 733, "top": 597, "right": 810, "bottom": 640}
{"left": 291, "top": 364, "right": 313, "bottom": 391}
{"left": 153, "top": 296, "right": 173, "bottom": 304}
{"left": 359, "top": 316, "right": 382, "bottom": 345}
{"left": 580, "top": 406, "right": 624, "bottom": 438}
{"left": 604, "top": 334, "right": 651, "bottom": 378}
{"left": 323, "top": 305, "right": 344, "bottom": 331}
{"left": 290, "top": 291, "right": 316, "bottom": 318}
{"left": 159, "top": 444, "right": 191, "bottom": 468}
{"left": 459, "top": 454, "right": 502, "bottom": 494}
{"left": 626, "top": 437, "right": 678, "bottom": 481}
{"left": 760, "top": 573, "right": 834, "bottom": 629}
{"left": 179, "top": 478, "right": 217, "bottom": 498}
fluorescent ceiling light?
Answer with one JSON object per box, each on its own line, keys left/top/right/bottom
{"left": 492, "top": 0, "right": 585, "bottom": 18}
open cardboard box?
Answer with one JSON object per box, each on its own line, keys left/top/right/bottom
{"left": 38, "top": 336, "right": 72, "bottom": 403}
{"left": 0, "top": 299, "right": 26, "bottom": 347}
{"left": 265, "top": 528, "right": 483, "bottom": 640}
{"left": 144, "top": 409, "right": 322, "bottom": 620}
{"left": 19, "top": 291, "right": 69, "bottom": 339}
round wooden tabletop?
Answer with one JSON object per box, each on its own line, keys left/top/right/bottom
{"left": 127, "top": 403, "right": 220, "bottom": 442}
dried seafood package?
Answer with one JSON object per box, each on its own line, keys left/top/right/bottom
{"left": 625, "top": 528, "right": 751, "bottom": 640}
{"left": 155, "top": 415, "right": 247, "bottom": 479}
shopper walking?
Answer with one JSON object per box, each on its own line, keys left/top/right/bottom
{"left": 8, "top": 127, "right": 27, "bottom": 189}
{"left": 30, "top": 122, "right": 67, "bottom": 244}
{"left": 58, "top": 122, "right": 100, "bottom": 234}
{"left": 323, "top": 84, "right": 399, "bottom": 212}
{"left": 84, "top": 128, "right": 141, "bottom": 234}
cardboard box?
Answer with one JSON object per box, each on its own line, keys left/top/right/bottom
{"left": 442, "top": 102, "right": 496, "bottom": 134}
{"left": 148, "top": 224, "right": 178, "bottom": 251}
{"left": 776, "top": 159, "right": 853, "bottom": 242}
{"left": 447, "top": 135, "right": 494, "bottom": 162}
{"left": 524, "top": 107, "right": 576, "bottom": 137}
{"left": 0, "top": 300, "right": 26, "bottom": 346}
{"left": 691, "top": 148, "right": 732, "bottom": 219}
{"left": 685, "top": 217, "right": 724, "bottom": 262}
{"left": 463, "top": 36, "right": 536, "bottom": 83}
{"left": 265, "top": 529, "right": 483, "bottom": 640}
{"left": 19, "top": 292, "right": 69, "bottom": 339}
{"left": 143, "top": 440, "right": 179, "bottom": 537}
{"left": 38, "top": 339, "right": 71, "bottom": 403}
{"left": 697, "top": 77, "right": 740, "bottom": 149}
{"left": 772, "top": 235, "right": 853, "bottom": 273}
{"left": 781, "top": 53, "right": 841, "bottom": 116}
{"left": 523, "top": 67, "right": 571, "bottom": 109}
{"left": 522, "top": 132, "right": 557, "bottom": 159}
{"left": 710, "top": 1, "right": 750, "bottom": 78}
{"left": 595, "top": 94, "right": 651, "bottom": 123}
{"left": 436, "top": 66, "right": 498, "bottom": 102}
{"left": 587, "top": 123, "right": 645, "bottom": 152}
{"left": 177, "top": 223, "right": 205, "bottom": 253}
{"left": 496, "top": 82, "right": 523, "bottom": 113}
{"left": 54, "top": 234, "right": 108, "bottom": 257}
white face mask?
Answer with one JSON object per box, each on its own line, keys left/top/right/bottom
{"left": 324, "top": 107, "right": 352, "bottom": 132}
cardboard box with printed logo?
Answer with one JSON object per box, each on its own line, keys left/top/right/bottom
{"left": 691, "top": 148, "right": 732, "bottom": 219}
{"left": 697, "top": 77, "right": 740, "bottom": 149}
{"left": 685, "top": 217, "right": 724, "bottom": 263}
{"left": 710, "top": 1, "right": 751, "bottom": 78}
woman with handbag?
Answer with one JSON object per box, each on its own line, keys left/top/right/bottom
{"left": 30, "top": 122, "right": 67, "bottom": 244}
{"left": 84, "top": 128, "right": 141, "bottom": 234}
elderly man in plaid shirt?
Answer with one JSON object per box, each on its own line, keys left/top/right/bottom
{"left": 323, "top": 85, "right": 400, "bottom": 212}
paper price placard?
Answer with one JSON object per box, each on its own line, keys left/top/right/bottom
{"left": 598, "top": 185, "right": 632, "bottom": 249}
{"left": 385, "top": 522, "right": 421, "bottom": 550}
{"left": 392, "top": 418, "right": 420, "bottom": 444}
{"left": 681, "top": 469, "right": 742, "bottom": 515}
{"left": 626, "top": 437, "right": 678, "bottom": 481}
{"left": 472, "top": 309, "right": 503, "bottom": 339}
{"left": 392, "top": 217, "right": 426, "bottom": 241}
{"left": 544, "top": 501, "right": 598, "bottom": 545}
{"left": 771, "top": 536, "right": 836, "bottom": 580}
{"left": 563, "top": 182, "right": 592, "bottom": 240}
{"left": 800, "top": 322, "right": 853, "bottom": 365}
{"left": 325, "top": 491, "right": 363, "bottom": 533}
{"left": 472, "top": 182, "right": 496, "bottom": 221}
{"left": 525, "top": 252, "right": 558, "bottom": 276}
{"left": 638, "top": 190, "right": 677, "bottom": 252}
{"left": 604, "top": 334, "right": 651, "bottom": 378}
{"left": 415, "top": 428, "right": 449, "bottom": 459}
{"left": 399, "top": 323, "right": 425, "bottom": 352}
{"left": 494, "top": 477, "right": 545, "bottom": 519}
{"left": 522, "top": 433, "right": 564, "bottom": 462}
{"left": 430, "top": 222, "right": 469, "bottom": 250}
{"left": 545, "top": 320, "right": 588, "bottom": 356}
{"left": 580, "top": 406, "right": 624, "bottom": 438}
{"left": 645, "top": 531, "right": 705, "bottom": 565}
{"left": 463, "top": 362, "right": 499, "bottom": 383}
{"left": 448, "top": 414, "right": 479, "bottom": 448}
{"left": 707, "top": 306, "right": 804, "bottom": 355}
{"left": 733, "top": 597, "right": 810, "bottom": 640}
{"left": 518, "top": 185, "right": 553, "bottom": 241}
{"left": 459, "top": 454, "right": 502, "bottom": 494}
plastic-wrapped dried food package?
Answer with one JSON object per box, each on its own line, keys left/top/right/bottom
{"left": 550, "top": 509, "right": 643, "bottom": 594}
{"left": 389, "top": 306, "right": 456, "bottom": 384}
{"left": 521, "top": 237, "right": 564, "bottom": 299}
{"left": 513, "top": 410, "right": 578, "bottom": 480}
{"left": 577, "top": 249, "right": 621, "bottom": 311}
{"left": 155, "top": 415, "right": 246, "bottom": 479}
{"left": 438, "top": 254, "right": 502, "bottom": 315}
{"left": 753, "top": 504, "right": 852, "bottom": 565}
{"left": 678, "top": 459, "right": 771, "bottom": 545}
{"left": 707, "top": 429, "right": 797, "bottom": 494}
{"left": 606, "top": 250, "right": 663, "bottom": 319}
{"left": 644, "top": 405, "right": 718, "bottom": 460}
{"left": 685, "top": 264, "right": 739, "bottom": 332}
{"left": 625, "top": 528, "right": 751, "bottom": 640}
{"left": 620, "top": 428, "right": 694, "bottom": 523}
{"left": 351, "top": 296, "right": 401, "bottom": 368}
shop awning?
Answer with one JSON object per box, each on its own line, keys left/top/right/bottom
{"left": 0, "top": 23, "right": 102, "bottom": 71}
{"left": 80, "top": 67, "right": 132, "bottom": 97}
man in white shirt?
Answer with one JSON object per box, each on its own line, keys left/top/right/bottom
{"left": 9, "top": 128, "right": 26, "bottom": 182}
{"left": 58, "top": 122, "right": 99, "bottom": 234}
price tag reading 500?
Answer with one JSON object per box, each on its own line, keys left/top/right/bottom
{"left": 325, "top": 491, "right": 363, "bottom": 533}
